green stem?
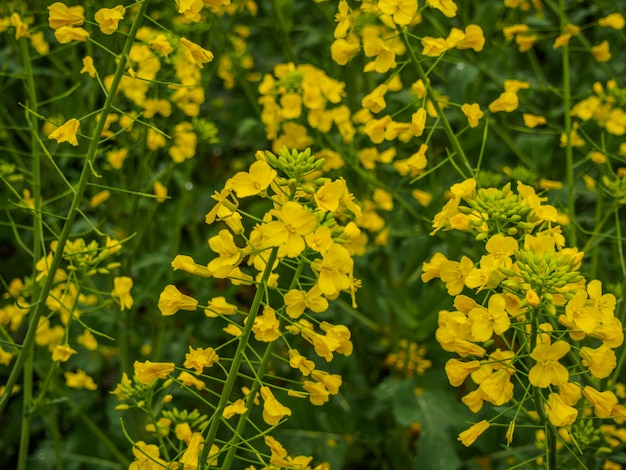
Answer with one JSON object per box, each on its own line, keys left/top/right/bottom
{"left": 557, "top": 0, "right": 577, "bottom": 247}
{"left": 0, "top": 0, "right": 150, "bottom": 417}
{"left": 398, "top": 28, "right": 473, "bottom": 179}
{"left": 198, "top": 247, "right": 279, "bottom": 467}
{"left": 16, "top": 12, "right": 40, "bottom": 470}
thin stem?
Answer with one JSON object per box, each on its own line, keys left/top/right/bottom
{"left": 198, "top": 247, "right": 279, "bottom": 467}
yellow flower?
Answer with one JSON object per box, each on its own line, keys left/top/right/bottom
{"left": 112, "top": 276, "right": 133, "bottom": 311}
{"left": 51, "top": 344, "right": 77, "bottom": 362}
{"left": 330, "top": 36, "right": 361, "bottom": 66}
{"left": 184, "top": 346, "right": 219, "bottom": 374}
{"left": 421, "top": 37, "right": 448, "bottom": 57}
{"left": 583, "top": 386, "right": 618, "bottom": 418}
{"left": 207, "top": 229, "right": 242, "bottom": 277}
{"left": 426, "top": 0, "right": 458, "bottom": 18}
{"left": 378, "top": 0, "right": 418, "bottom": 26}
{"left": 579, "top": 344, "right": 616, "bottom": 379}
{"left": 153, "top": 181, "right": 168, "bottom": 203}
{"left": 458, "top": 420, "right": 490, "bottom": 447}
{"left": 223, "top": 399, "right": 248, "bottom": 419}
{"left": 133, "top": 360, "right": 175, "bottom": 384}
{"left": 260, "top": 386, "right": 292, "bottom": 425}
{"left": 592, "top": 41, "right": 611, "bottom": 62}
{"left": 284, "top": 285, "right": 329, "bottom": 318}
{"left": 80, "top": 56, "right": 96, "bottom": 78}
{"left": 48, "top": 118, "right": 80, "bottom": 146}
{"left": 529, "top": 340, "right": 570, "bottom": 388}
{"left": 456, "top": 25, "right": 485, "bottom": 51}
{"left": 488, "top": 92, "right": 519, "bottom": 113}
{"left": 176, "top": 0, "right": 204, "bottom": 22}
{"left": 599, "top": 13, "right": 625, "bottom": 30}
{"left": 289, "top": 349, "right": 316, "bottom": 376}
{"left": 157, "top": 285, "right": 198, "bottom": 316}
{"left": 311, "top": 244, "right": 354, "bottom": 297}
{"left": 461, "top": 103, "right": 483, "bottom": 128}
{"left": 149, "top": 34, "right": 174, "bottom": 57}
{"left": 77, "top": 329, "right": 98, "bottom": 351}
{"left": 205, "top": 296, "right": 238, "bottom": 317}
{"left": 178, "top": 371, "right": 205, "bottom": 391}
{"left": 107, "top": 148, "right": 127, "bottom": 169}
{"left": 11, "top": 13, "right": 29, "bottom": 40}
{"left": 47, "top": 2, "right": 85, "bottom": 30}
{"left": 94, "top": 6, "right": 126, "bottom": 35}
{"left": 438, "top": 255, "right": 474, "bottom": 296}
{"left": 263, "top": 201, "right": 318, "bottom": 258}
{"left": 523, "top": 113, "right": 547, "bottom": 128}
{"left": 252, "top": 306, "right": 281, "bottom": 342}
{"left": 228, "top": 160, "right": 276, "bottom": 198}
{"left": 180, "top": 37, "right": 214, "bottom": 68}
{"left": 65, "top": 369, "right": 97, "bottom": 390}
{"left": 89, "top": 189, "right": 110, "bottom": 208}
{"left": 445, "top": 358, "right": 481, "bottom": 386}
{"left": 468, "top": 294, "right": 510, "bottom": 342}
{"left": 361, "top": 84, "right": 388, "bottom": 113}
{"left": 545, "top": 393, "right": 578, "bottom": 427}
{"left": 171, "top": 254, "right": 211, "bottom": 278}
{"left": 54, "top": 25, "right": 89, "bottom": 43}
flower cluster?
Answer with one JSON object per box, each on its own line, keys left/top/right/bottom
{"left": 115, "top": 146, "right": 362, "bottom": 467}
{"left": 423, "top": 178, "right": 625, "bottom": 464}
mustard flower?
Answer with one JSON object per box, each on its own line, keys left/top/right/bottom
{"left": 263, "top": 201, "right": 318, "bottom": 257}
{"left": 331, "top": 36, "right": 361, "bottom": 65}
{"left": 284, "top": 286, "right": 328, "bottom": 318}
{"left": 421, "top": 37, "right": 448, "bottom": 57}
{"left": 599, "top": 13, "right": 625, "bottom": 30}
{"left": 426, "top": 0, "right": 458, "bottom": 18}
{"left": 171, "top": 254, "right": 211, "bottom": 278}
{"left": 523, "top": 113, "right": 546, "bottom": 128}
{"left": 461, "top": 103, "right": 483, "bottom": 128}
{"left": 479, "top": 369, "right": 514, "bottom": 406}
{"left": 410, "top": 108, "right": 427, "bottom": 137}
{"left": 488, "top": 92, "right": 519, "bottom": 113}
{"left": 176, "top": 0, "right": 204, "bottom": 22}
{"left": 252, "top": 306, "right": 281, "bottom": 342}
{"left": 54, "top": 25, "right": 89, "bottom": 43}
{"left": 129, "top": 442, "right": 169, "bottom": 470}
{"left": 456, "top": 25, "right": 485, "bottom": 51}
{"left": 564, "top": 290, "right": 600, "bottom": 334}
{"left": 65, "top": 369, "right": 97, "bottom": 390}
{"left": 468, "top": 294, "right": 510, "bottom": 342}
{"left": 303, "top": 380, "right": 330, "bottom": 405}
{"left": 529, "top": 341, "right": 570, "bottom": 388}
{"left": 378, "top": 0, "right": 418, "bottom": 26}
{"left": 445, "top": 358, "right": 481, "bottom": 386}
{"left": 51, "top": 343, "right": 77, "bottom": 362}
{"left": 592, "top": 41, "right": 611, "bottom": 62}
{"left": 80, "top": 56, "right": 96, "bottom": 78}
{"left": 260, "top": 386, "right": 292, "bottom": 425}
{"left": 157, "top": 285, "right": 198, "bottom": 316}
{"left": 228, "top": 160, "right": 276, "bottom": 198}
{"left": 10, "top": 13, "right": 29, "bottom": 40}
{"left": 95, "top": 6, "right": 125, "bottom": 35}
{"left": 223, "top": 399, "right": 248, "bottom": 419}
{"left": 311, "top": 244, "right": 354, "bottom": 297}
{"left": 587, "top": 279, "right": 616, "bottom": 323}
{"left": 179, "top": 433, "right": 219, "bottom": 468}
{"left": 438, "top": 255, "right": 474, "bottom": 296}
{"left": 334, "top": 0, "right": 352, "bottom": 39}
{"left": 184, "top": 346, "right": 219, "bottom": 374}
{"left": 175, "top": 423, "right": 193, "bottom": 443}
{"left": 583, "top": 386, "right": 618, "bottom": 418}
{"left": 180, "top": 37, "right": 214, "bottom": 68}
{"left": 112, "top": 276, "right": 134, "bottom": 311}
{"left": 153, "top": 181, "right": 167, "bottom": 203}
{"left": 207, "top": 229, "right": 242, "bottom": 277}
{"left": 289, "top": 349, "right": 316, "bottom": 376}
{"left": 48, "top": 118, "right": 80, "bottom": 146}
{"left": 178, "top": 371, "right": 205, "bottom": 391}
{"left": 361, "top": 84, "right": 388, "bottom": 113}
{"left": 77, "top": 329, "right": 98, "bottom": 351}
{"left": 90, "top": 190, "right": 110, "bottom": 208}
{"left": 458, "top": 420, "right": 490, "bottom": 447}
{"left": 133, "top": 360, "right": 175, "bottom": 384}
{"left": 149, "top": 34, "right": 174, "bottom": 57}
{"left": 545, "top": 393, "right": 578, "bottom": 427}
{"left": 47, "top": 2, "right": 84, "bottom": 29}
{"left": 580, "top": 344, "right": 616, "bottom": 379}
{"left": 205, "top": 296, "right": 238, "bottom": 317}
